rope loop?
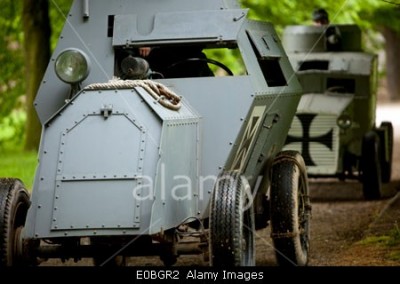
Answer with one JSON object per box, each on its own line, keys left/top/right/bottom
{"left": 84, "top": 79, "right": 181, "bottom": 111}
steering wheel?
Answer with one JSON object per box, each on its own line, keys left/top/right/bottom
{"left": 167, "top": 57, "right": 234, "bottom": 76}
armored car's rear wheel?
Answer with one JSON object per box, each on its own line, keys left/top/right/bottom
{"left": 209, "top": 172, "right": 255, "bottom": 266}
{"left": 270, "top": 151, "right": 311, "bottom": 266}
{"left": 0, "top": 178, "right": 30, "bottom": 266}
{"left": 361, "top": 131, "right": 382, "bottom": 200}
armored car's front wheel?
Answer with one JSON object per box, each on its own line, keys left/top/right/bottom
{"left": 0, "top": 178, "right": 30, "bottom": 266}
{"left": 377, "top": 121, "right": 393, "bottom": 183}
{"left": 270, "top": 151, "right": 311, "bottom": 266}
{"left": 209, "top": 172, "right": 255, "bottom": 266}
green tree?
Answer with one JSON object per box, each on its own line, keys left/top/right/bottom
{"left": 241, "top": 0, "right": 400, "bottom": 101}
{"left": 242, "top": 0, "right": 359, "bottom": 31}
{"left": 21, "top": 0, "right": 73, "bottom": 151}
{"left": 22, "top": 0, "right": 51, "bottom": 151}
{"left": 370, "top": 6, "right": 400, "bottom": 101}
{"left": 0, "top": 0, "right": 397, "bottom": 152}
{"left": 0, "top": 1, "right": 25, "bottom": 148}
{"left": 0, "top": 0, "right": 72, "bottom": 150}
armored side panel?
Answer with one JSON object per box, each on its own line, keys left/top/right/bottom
{"left": 282, "top": 25, "right": 378, "bottom": 175}
{"left": 25, "top": 0, "right": 302, "bottom": 238}
{"left": 283, "top": 25, "right": 362, "bottom": 53}
{"left": 26, "top": 86, "right": 201, "bottom": 237}
{"left": 224, "top": 21, "right": 301, "bottom": 181}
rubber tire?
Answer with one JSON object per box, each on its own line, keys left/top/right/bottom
{"left": 270, "top": 151, "right": 311, "bottom": 266}
{"left": 361, "top": 131, "right": 382, "bottom": 200}
{"left": 0, "top": 178, "right": 30, "bottom": 267}
{"left": 209, "top": 172, "right": 255, "bottom": 266}
{"left": 378, "top": 122, "right": 393, "bottom": 183}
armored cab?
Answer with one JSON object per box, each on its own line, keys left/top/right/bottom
{"left": 282, "top": 25, "right": 393, "bottom": 200}
{"left": 0, "top": 0, "right": 310, "bottom": 267}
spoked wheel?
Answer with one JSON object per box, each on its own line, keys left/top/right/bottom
{"left": 361, "top": 131, "right": 382, "bottom": 200}
{"left": 377, "top": 122, "right": 393, "bottom": 183}
{"left": 209, "top": 172, "right": 255, "bottom": 266}
{"left": 0, "top": 178, "right": 30, "bottom": 266}
{"left": 270, "top": 151, "right": 311, "bottom": 266}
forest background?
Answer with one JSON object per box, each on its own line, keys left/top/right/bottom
{"left": 0, "top": 0, "right": 399, "bottom": 188}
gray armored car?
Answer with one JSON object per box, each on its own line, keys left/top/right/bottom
{"left": 282, "top": 25, "right": 393, "bottom": 200}
{"left": 0, "top": 0, "right": 310, "bottom": 266}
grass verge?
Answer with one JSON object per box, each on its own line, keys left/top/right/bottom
{"left": 358, "top": 223, "right": 400, "bottom": 261}
{"left": 0, "top": 150, "right": 38, "bottom": 191}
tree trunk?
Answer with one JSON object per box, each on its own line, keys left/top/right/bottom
{"left": 22, "top": 0, "right": 51, "bottom": 151}
{"left": 382, "top": 27, "right": 400, "bottom": 101}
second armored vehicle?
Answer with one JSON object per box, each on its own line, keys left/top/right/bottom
{"left": 282, "top": 24, "right": 393, "bottom": 200}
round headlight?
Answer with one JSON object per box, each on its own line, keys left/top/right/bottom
{"left": 55, "top": 48, "right": 91, "bottom": 84}
{"left": 337, "top": 115, "right": 352, "bottom": 129}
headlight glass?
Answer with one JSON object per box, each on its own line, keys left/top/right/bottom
{"left": 337, "top": 115, "right": 352, "bottom": 129}
{"left": 55, "top": 48, "right": 90, "bottom": 84}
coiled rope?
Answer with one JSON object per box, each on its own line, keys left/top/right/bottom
{"left": 84, "top": 79, "right": 182, "bottom": 111}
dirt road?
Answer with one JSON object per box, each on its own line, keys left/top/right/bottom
{"left": 42, "top": 180, "right": 398, "bottom": 267}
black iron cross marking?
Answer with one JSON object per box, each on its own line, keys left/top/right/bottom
{"left": 285, "top": 114, "right": 333, "bottom": 166}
